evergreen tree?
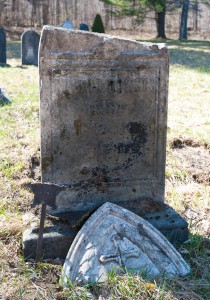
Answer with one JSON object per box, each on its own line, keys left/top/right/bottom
{"left": 92, "top": 14, "right": 105, "bottom": 33}
{"left": 100, "top": 0, "right": 167, "bottom": 38}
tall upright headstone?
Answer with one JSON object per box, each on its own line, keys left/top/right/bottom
{"left": 0, "top": 28, "right": 6, "bottom": 65}
{"left": 22, "top": 26, "right": 188, "bottom": 260}
{"left": 21, "top": 30, "right": 40, "bottom": 66}
{"left": 39, "top": 26, "right": 170, "bottom": 222}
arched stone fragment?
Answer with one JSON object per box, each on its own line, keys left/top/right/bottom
{"left": 61, "top": 202, "right": 190, "bottom": 285}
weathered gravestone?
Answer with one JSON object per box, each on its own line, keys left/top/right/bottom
{"left": 23, "top": 26, "right": 188, "bottom": 259}
{"left": 39, "top": 26, "right": 188, "bottom": 236}
{"left": 21, "top": 30, "right": 40, "bottom": 66}
{"left": 0, "top": 28, "right": 6, "bottom": 65}
{"left": 40, "top": 26, "right": 169, "bottom": 216}
{"left": 79, "top": 23, "right": 89, "bottom": 31}
{"left": 61, "top": 20, "right": 74, "bottom": 29}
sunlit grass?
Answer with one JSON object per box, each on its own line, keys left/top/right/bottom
{"left": 0, "top": 40, "right": 209, "bottom": 300}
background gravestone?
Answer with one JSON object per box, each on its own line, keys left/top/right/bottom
{"left": 0, "top": 28, "right": 6, "bottom": 64}
{"left": 21, "top": 30, "right": 40, "bottom": 66}
{"left": 61, "top": 20, "right": 74, "bottom": 29}
{"left": 79, "top": 23, "right": 89, "bottom": 31}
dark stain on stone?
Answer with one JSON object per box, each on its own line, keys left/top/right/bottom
{"left": 108, "top": 80, "right": 114, "bottom": 91}
{"left": 49, "top": 68, "right": 61, "bottom": 77}
{"left": 118, "top": 78, "right": 122, "bottom": 93}
{"left": 42, "top": 155, "right": 54, "bottom": 170}
{"left": 127, "top": 121, "right": 147, "bottom": 143}
{"left": 80, "top": 166, "right": 89, "bottom": 175}
{"left": 60, "top": 125, "right": 69, "bottom": 139}
{"left": 92, "top": 168, "right": 109, "bottom": 192}
{"left": 115, "top": 121, "right": 147, "bottom": 155}
{"left": 74, "top": 119, "right": 82, "bottom": 135}
{"left": 63, "top": 90, "right": 70, "bottom": 98}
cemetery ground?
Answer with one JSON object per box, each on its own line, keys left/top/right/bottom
{"left": 0, "top": 39, "right": 210, "bottom": 300}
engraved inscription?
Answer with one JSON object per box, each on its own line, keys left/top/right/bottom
{"left": 51, "top": 74, "right": 158, "bottom": 182}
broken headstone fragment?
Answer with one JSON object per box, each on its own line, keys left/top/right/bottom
{"left": 61, "top": 202, "right": 190, "bottom": 285}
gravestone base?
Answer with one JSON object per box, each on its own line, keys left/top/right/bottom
{"left": 22, "top": 200, "right": 188, "bottom": 260}
{"left": 22, "top": 214, "right": 77, "bottom": 259}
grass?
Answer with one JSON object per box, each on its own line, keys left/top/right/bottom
{"left": 0, "top": 39, "right": 210, "bottom": 299}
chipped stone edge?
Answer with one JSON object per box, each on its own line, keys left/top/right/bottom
{"left": 41, "top": 25, "right": 167, "bottom": 52}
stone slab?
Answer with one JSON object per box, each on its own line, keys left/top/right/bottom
{"left": 22, "top": 200, "right": 188, "bottom": 259}
{"left": 61, "top": 202, "right": 190, "bottom": 285}
{"left": 39, "top": 26, "right": 169, "bottom": 220}
{"left": 22, "top": 214, "right": 77, "bottom": 259}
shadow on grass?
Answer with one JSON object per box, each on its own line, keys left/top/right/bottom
{"left": 137, "top": 39, "right": 210, "bottom": 73}
{"left": 169, "top": 49, "right": 210, "bottom": 73}
{"left": 7, "top": 41, "right": 21, "bottom": 59}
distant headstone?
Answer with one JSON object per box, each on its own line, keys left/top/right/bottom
{"left": 61, "top": 203, "right": 190, "bottom": 284}
{"left": 61, "top": 20, "right": 74, "bottom": 29}
{"left": 0, "top": 28, "right": 6, "bottom": 64}
{"left": 79, "top": 23, "right": 89, "bottom": 31}
{"left": 21, "top": 30, "right": 40, "bottom": 66}
{"left": 39, "top": 26, "right": 169, "bottom": 222}
{"left": 0, "top": 88, "right": 10, "bottom": 105}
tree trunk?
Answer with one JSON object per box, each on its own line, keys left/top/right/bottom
{"left": 155, "top": 8, "right": 167, "bottom": 39}
{"left": 179, "top": 0, "right": 189, "bottom": 40}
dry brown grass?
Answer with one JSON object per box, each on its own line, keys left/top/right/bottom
{"left": 0, "top": 40, "right": 209, "bottom": 300}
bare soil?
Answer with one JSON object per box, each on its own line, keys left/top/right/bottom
{"left": 170, "top": 138, "right": 210, "bottom": 185}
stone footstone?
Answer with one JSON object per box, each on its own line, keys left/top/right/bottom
{"left": 61, "top": 202, "right": 190, "bottom": 285}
